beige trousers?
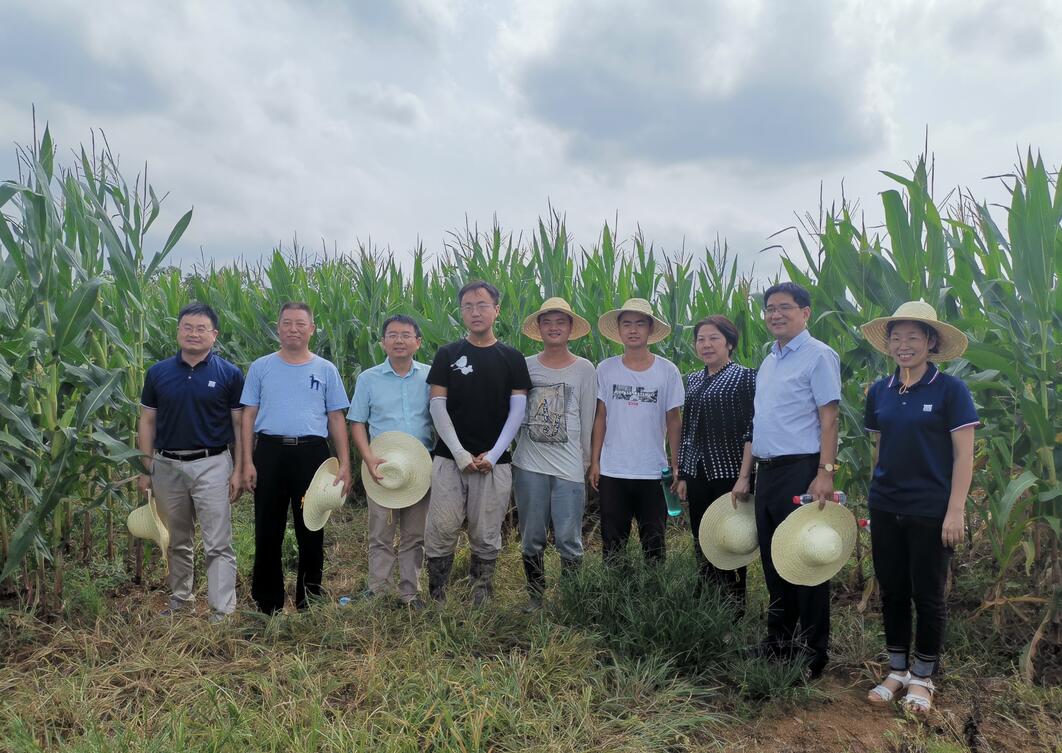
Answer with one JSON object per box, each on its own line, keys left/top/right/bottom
{"left": 423, "top": 457, "right": 512, "bottom": 560}
{"left": 366, "top": 492, "right": 429, "bottom": 601}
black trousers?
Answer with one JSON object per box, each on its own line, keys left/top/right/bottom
{"left": 251, "top": 438, "right": 331, "bottom": 614}
{"left": 687, "top": 476, "right": 748, "bottom": 603}
{"left": 869, "top": 507, "right": 952, "bottom": 677}
{"left": 599, "top": 475, "right": 666, "bottom": 562}
{"left": 754, "top": 454, "right": 829, "bottom": 671}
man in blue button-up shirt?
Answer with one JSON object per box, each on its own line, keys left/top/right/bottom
{"left": 138, "top": 302, "right": 245, "bottom": 622}
{"left": 745, "top": 282, "right": 841, "bottom": 679}
{"left": 348, "top": 315, "right": 433, "bottom": 608}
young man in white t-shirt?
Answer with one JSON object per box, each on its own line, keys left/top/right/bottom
{"left": 589, "top": 298, "right": 684, "bottom": 563}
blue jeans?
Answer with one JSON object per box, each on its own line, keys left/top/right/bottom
{"left": 513, "top": 466, "right": 585, "bottom": 561}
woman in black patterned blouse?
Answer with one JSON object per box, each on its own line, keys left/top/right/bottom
{"left": 676, "top": 315, "right": 756, "bottom": 605}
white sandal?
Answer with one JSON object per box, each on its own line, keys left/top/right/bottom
{"left": 902, "top": 676, "right": 935, "bottom": 713}
{"left": 867, "top": 670, "right": 911, "bottom": 703}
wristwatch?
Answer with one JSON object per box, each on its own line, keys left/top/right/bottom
{"left": 818, "top": 463, "right": 837, "bottom": 473}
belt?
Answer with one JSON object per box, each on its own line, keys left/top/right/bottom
{"left": 158, "top": 446, "right": 228, "bottom": 461}
{"left": 256, "top": 433, "right": 327, "bottom": 446}
{"left": 753, "top": 453, "right": 817, "bottom": 469}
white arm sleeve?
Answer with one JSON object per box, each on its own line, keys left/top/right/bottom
{"left": 430, "top": 397, "right": 474, "bottom": 469}
{"left": 484, "top": 394, "right": 527, "bottom": 466}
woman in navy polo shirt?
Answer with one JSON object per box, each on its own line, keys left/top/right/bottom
{"left": 861, "top": 301, "right": 978, "bottom": 713}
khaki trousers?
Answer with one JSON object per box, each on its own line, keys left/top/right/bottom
{"left": 423, "top": 457, "right": 512, "bottom": 560}
{"left": 367, "top": 492, "right": 429, "bottom": 602}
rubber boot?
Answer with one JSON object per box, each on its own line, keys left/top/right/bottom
{"left": 426, "top": 554, "right": 454, "bottom": 604}
{"left": 470, "top": 555, "right": 497, "bottom": 607}
{"left": 522, "top": 553, "right": 545, "bottom": 612}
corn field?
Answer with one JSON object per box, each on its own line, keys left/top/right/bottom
{"left": 0, "top": 126, "right": 1058, "bottom": 680}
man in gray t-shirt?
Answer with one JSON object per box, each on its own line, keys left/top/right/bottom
{"left": 512, "top": 299, "right": 597, "bottom": 609}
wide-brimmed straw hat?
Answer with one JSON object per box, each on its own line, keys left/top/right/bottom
{"left": 597, "top": 297, "right": 671, "bottom": 345}
{"left": 860, "top": 301, "right": 968, "bottom": 362}
{"left": 302, "top": 457, "right": 346, "bottom": 531}
{"left": 361, "top": 431, "right": 432, "bottom": 510}
{"left": 521, "top": 297, "right": 592, "bottom": 341}
{"left": 127, "top": 492, "right": 170, "bottom": 574}
{"left": 771, "top": 502, "right": 857, "bottom": 586}
{"left": 698, "top": 492, "right": 759, "bottom": 570}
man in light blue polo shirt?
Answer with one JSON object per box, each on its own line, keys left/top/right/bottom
{"left": 744, "top": 281, "right": 841, "bottom": 679}
{"left": 348, "top": 315, "right": 432, "bottom": 608}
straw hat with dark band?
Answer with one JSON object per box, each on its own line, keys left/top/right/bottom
{"left": 521, "top": 297, "right": 592, "bottom": 341}
{"left": 360, "top": 431, "right": 432, "bottom": 510}
{"left": 698, "top": 493, "right": 758, "bottom": 570}
{"left": 127, "top": 492, "right": 170, "bottom": 574}
{"left": 771, "top": 502, "right": 857, "bottom": 586}
{"left": 860, "top": 301, "right": 968, "bottom": 362}
{"left": 302, "top": 458, "right": 346, "bottom": 532}
{"left": 597, "top": 297, "right": 671, "bottom": 345}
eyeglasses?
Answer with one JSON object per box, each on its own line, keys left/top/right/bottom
{"left": 764, "top": 304, "right": 801, "bottom": 315}
{"left": 180, "top": 324, "right": 215, "bottom": 335}
{"left": 460, "top": 303, "right": 495, "bottom": 314}
{"left": 383, "top": 333, "right": 418, "bottom": 342}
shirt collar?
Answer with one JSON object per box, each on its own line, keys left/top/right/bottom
{"left": 887, "top": 361, "right": 939, "bottom": 390}
{"left": 176, "top": 350, "right": 214, "bottom": 368}
{"left": 382, "top": 358, "right": 422, "bottom": 377}
{"left": 771, "top": 328, "right": 811, "bottom": 357}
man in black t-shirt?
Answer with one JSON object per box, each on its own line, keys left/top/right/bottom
{"left": 424, "top": 280, "right": 531, "bottom": 605}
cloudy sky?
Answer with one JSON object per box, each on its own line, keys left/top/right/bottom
{"left": 1, "top": 0, "right": 1059, "bottom": 277}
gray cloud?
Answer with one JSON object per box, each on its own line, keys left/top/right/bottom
{"left": 0, "top": 5, "right": 167, "bottom": 114}
{"left": 504, "top": 0, "right": 884, "bottom": 167}
{"left": 946, "top": 2, "right": 1051, "bottom": 61}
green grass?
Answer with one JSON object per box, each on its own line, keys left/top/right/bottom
{"left": 1, "top": 501, "right": 1059, "bottom": 753}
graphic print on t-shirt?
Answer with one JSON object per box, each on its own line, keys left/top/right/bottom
{"left": 611, "top": 383, "right": 658, "bottom": 404}
{"left": 526, "top": 382, "right": 570, "bottom": 443}
{"left": 451, "top": 355, "right": 474, "bottom": 375}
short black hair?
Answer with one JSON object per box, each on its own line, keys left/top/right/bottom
{"left": 886, "top": 319, "right": 940, "bottom": 353}
{"left": 178, "top": 302, "right": 218, "bottom": 330}
{"left": 692, "top": 315, "right": 739, "bottom": 353}
{"left": 763, "top": 282, "right": 811, "bottom": 309}
{"left": 279, "top": 301, "right": 314, "bottom": 321}
{"left": 381, "top": 314, "right": 422, "bottom": 339}
{"left": 458, "top": 280, "right": 500, "bottom": 305}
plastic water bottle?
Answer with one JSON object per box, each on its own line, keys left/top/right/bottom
{"left": 792, "top": 491, "right": 847, "bottom": 506}
{"left": 338, "top": 595, "right": 352, "bottom": 606}
{"left": 858, "top": 518, "right": 871, "bottom": 532}
{"left": 661, "top": 466, "right": 682, "bottom": 517}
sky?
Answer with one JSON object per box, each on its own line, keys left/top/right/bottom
{"left": 1, "top": 0, "right": 1060, "bottom": 278}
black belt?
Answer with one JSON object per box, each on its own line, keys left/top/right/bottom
{"left": 256, "top": 433, "right": 327, "bottom": 446}
{"left": 158, "top": 446, "right": 228, "bottom": 461}
{"left": 753, "top": 453, "right": 817, "bottom": 469}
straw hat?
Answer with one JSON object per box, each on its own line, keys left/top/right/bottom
{"left": 127, "top": 492, "right": 170, "bottom": 574}
{"left": 698, "top": 493, "right": 759, "bottom": 570}
{"left": 360, "top": 431, "right": 432, "bottom": 510}
{"left": 302, "top": 457, "right": 346, "bottom": 531}
{"left": 521, "top": 297, "right": 592, "bottom": 341}
{"left": 860, "top": 301, "right": 968, "bottom": 362}
{"left": 597, "top": 297, "right": 671, "bottom": 345}
{"left": 771, "top": 502, "right": 857, "bottom": 586}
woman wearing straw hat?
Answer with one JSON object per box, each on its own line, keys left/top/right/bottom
{"left": 512, "top": 298, "right": 597, "bottom": 610}
{"left": 861, "top": 301, "right": 978, "bottom": 713}
{"left": 675, "top": 315, "right": 756, "bottom": 605}
{"left": 589, "top": 298, "right": 684, "bottom": 563}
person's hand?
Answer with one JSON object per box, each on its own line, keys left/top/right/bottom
{"left": 807, "top": 471, "right": 834, "bottom": 511}
{"left": 676, "top": 479, "right": 688, "bottom": 503}
{"left": 588, "top": 462, "right": 600, "bottom": 492}
{"left": 364, "top": 454, "right": 386, "bottom": 484}
{"left": 942, "top": 508, "right": 964, "bottom": 548}
{"left": 228, "top": 469, "right": 242, "bottom": 503}
{"left": 244, "top": 465, "right": 258, "bottom": 492}
{"left": 731, "top": 476, "right": 750, "bottom": 507}
{"left": 669, "top": 469, "right": 681, "bottom": 495}
{"left": 455, "top": 450, "right": 478, "bottom": 473}
{"left": 474, "top": 453, "right": 494, "bottom": 474}
{"left": 137, "top": 472, "right": 152, "bottom": 496}
{"left": 334, "top": 463, "right": 352, "bottom": 496}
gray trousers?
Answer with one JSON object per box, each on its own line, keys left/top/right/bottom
{"left": 367, "top": 493, "right": 429, "bottom": 601}
{"left": 151, "top": 451, "right": 237, "bottom": 614}
{"left": 423, "top": 457, "right": 512, "bottom": 559}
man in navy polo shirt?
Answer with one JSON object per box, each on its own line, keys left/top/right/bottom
{"left": 744, "top": 281, "right": 841, "bottom": 679}
{"left": 138, "top": 302, "right": 245, "bottom": 622}
{"left": 241, "top": 302, "right": 351, "bottom": 615}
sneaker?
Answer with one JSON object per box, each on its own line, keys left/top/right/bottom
{"left": 404, "top": 597, "right": 427, "bottom": 611}
{"left": 207, "top": 612, "right": 228, "bottom": 625}
{"left": 159, "top": 606, "right": 188, "bottom": 618}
